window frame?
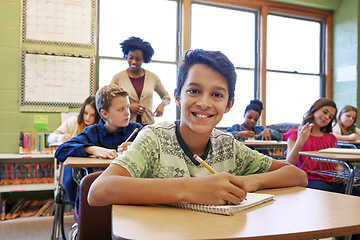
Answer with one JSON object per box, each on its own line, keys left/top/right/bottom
{"left": 95, "top": 0, "right": 333, "bottom": 126}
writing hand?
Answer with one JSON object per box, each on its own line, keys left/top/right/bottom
{"left": 184, "top": 172, "right": 248, "bottom": 206}
{"left": 58, "top": 133, "right": 71, "bottom": 143}
{"left": 118, "top": 142, "right": 132, "bottom": 153}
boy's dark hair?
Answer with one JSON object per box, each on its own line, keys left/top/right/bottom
{"left": 302, "top": 97, "right": 337, "bottom": 133}
{"left": 244, "top": 99, "right": 263, "bottom": 116}
{"left": 174, "top": 49, "right": 237, "bottom": 106}
{"left": 78, "top": 95, "right": 101, "bottom": 124}
{"left": 95, "top": 84, "right": 129, "bottom": 120}
{"left": 120, "top": 36, "right": 154, "bottom": 63}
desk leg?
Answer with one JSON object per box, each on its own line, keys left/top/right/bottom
{"left": 51, "top": 162, "right": 67, "bottom": 240}
{"left": 342, "top": 162, "right": 355, "bottom": 195}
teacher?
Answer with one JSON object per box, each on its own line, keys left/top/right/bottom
{"left": 111, "top": 36, "right": 170, "bottom": 126}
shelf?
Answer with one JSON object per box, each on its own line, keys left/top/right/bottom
{"left": 0, "top": 183, "right": 54, "bottom": 193}
{"left": 0, "top": 153, "right": 55, "bottom": 164}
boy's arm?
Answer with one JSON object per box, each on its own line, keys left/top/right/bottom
{"left": 88, "top": 164, "right": 252, "bottom": 207}
{"left": 54, "top": 133, "right": 94, "bottom": 162}
{"left": 236, "top": 160, "right": 308, "bottom": 192}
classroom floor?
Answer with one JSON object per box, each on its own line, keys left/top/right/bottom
{"left": 0, "top": 215, "right": 74, "bottom": 240}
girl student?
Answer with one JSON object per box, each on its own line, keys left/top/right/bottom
{"left": 285, "top": 98, "right": 360, "bottom": 196}
{"left": 225, "top": 99, "right": 282, "bottom": 141}
{"left": 332, "top": 105, "right": 360, "bottom": 141}
{"left": 48, "top": 95, "right": 101, "bottom": 144}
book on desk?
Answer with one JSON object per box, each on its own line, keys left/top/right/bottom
{"left": 166, "top": 192, "right": 274, "bottom": 216}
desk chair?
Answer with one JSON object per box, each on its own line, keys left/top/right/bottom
{"left": 70, "top": 171, "right": 112, "bottom": 240}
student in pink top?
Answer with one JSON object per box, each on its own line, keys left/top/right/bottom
{"left": 285, "top": 98, "right": 360, "bottom": 196}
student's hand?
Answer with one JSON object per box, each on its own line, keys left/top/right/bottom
{"left": 237, "top": 131, "right": 255, "bottom": 139}
{"left": 57, "top": 134, "right": 71, "bottom": 143}
{"left": 118, "top": 142, "right": 132, "bottom": 153}
{"left": 258, "top": 128, "right": 272, "bottom": 140}
{"left": 130, "top": 103, "right": 145, "bottom": 116}
{"left": 86, "top": 146, "right": 118, "bottom": 159}
{"left": 184, "top": 172, "right": 248, "bottom": 205}
{"left": 296, "top": 123, "right": 313, "bottom": 145}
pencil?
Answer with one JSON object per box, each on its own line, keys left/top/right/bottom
{"left": 124, "top": 128, "right": 139, "bottom": 143}
{"left": 193, "top": 154, "right": 217, "bottom": 174}
{"left": 238, "top": 124, "right": 254, "bottom": 133}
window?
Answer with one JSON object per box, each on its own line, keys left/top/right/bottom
{"left": 191, "top": 3, "right": 257, "bottom": 128}
{"left": 96, "top": 0, "right": 331, "bottom": 127}
{"left": 266, "top": 14, "right": 323, "bottom": 124}
{"left": 97, "top": 0, "right": 179, "bottom": 123}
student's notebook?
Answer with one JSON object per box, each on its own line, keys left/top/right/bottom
{"left": 319, "top": 148, "right": 360, "bottom": 154}
{"left": 167, "top": 192, "right": 274, "bottom": 216}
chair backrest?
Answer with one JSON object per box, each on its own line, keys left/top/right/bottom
{"left": 76, "top": 171, "right": 112, "bottom": 240}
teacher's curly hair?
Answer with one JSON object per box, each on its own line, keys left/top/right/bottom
{"left": 120, "top": 36, "right": 154, "bottom": 63}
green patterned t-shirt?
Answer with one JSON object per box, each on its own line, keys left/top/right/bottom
{"left": 112, "top": 121, "right": 272, "bottom": 178}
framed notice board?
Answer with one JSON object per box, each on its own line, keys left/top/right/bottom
{"left": 21, "top": 51, "right": 94, "bottom": 108}
{"left": 22, "top": 0, "right": 95, "bottom": 48}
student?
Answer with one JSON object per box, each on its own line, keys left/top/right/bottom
{"left": 225, "top": 99, "right": 282, "bottom": 141}
{"left": 111, "top": 36, "right": 171, "bottom": 126}
{"left": 55, "top": 84, "right": 143, "bottom": 203}
{"left": 88, "top": 49, "right": 308, "bottom": 207}
{"left": 48, "top": 95, "right": 100, "bottom": 144}
{"left": 285, "top": 98, "right": 360, "bottom": 196}
{"left": 332, "top": 105, "right": 360, "bottom": 141}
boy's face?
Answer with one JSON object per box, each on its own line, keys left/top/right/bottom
{"left": 175, "top": 64, "right": 233, "bottom": 136}
{"left": 101, "top": 95, "right": 130, "bottom": 131}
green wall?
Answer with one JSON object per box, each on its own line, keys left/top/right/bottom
{"left": 333, "top": 0, "right": 359, "bottom": 121}
{"left": 0, "top": 0, "right": 90, "bottom": 153}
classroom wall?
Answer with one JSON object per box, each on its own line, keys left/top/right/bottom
{"left": 0, "top": 0, "right": 358, "bottom": 154}
{"left": 0, "top": 0, "right": 84, "bottom": 154}
{"left": 333, "top": 0, "right": 359, "bottom": 120}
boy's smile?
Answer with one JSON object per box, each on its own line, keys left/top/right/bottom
{"left": 176, "top": 64, "right": 233, "bottom": 137}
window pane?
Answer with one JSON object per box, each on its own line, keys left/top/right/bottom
{"left": 99, "top": 0, "right": 177, "bottom": 62}
{"left": 99, "top": 59, "right": 177, "bottom": 124}
{"left": 266, "top": 72, "right": 320, "bottom": 125}
{"left": 191, "top": 3, "right": 255, "bottom": 68}
{"left": 267, "top": 15, "right": 321, "bottom": 73}
{"left": 217, "top": 70, "right": 254, "bottom": 128}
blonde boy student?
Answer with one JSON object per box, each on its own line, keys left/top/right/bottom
{"left": 55, "top": 84, "right": 142, "bottom": 203}
{"left": 88, "top": 49, "right": 307, "bottom": 207}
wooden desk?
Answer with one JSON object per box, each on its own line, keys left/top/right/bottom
{"left": 63, "top": 156, "right": 113, "bottom": 169}
{"left": 337, "top": 140, "right": 360, "bottom": 149}
{"left": 112, "top": 187, "right": 360, "bottom": 240}
{"left": 243, "top": 141, "right": 287, "bottom": 160}
{"left": 299, "top": 151, "right": 360, "bottom": 194}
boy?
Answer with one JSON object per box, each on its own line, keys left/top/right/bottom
{"left": 55, "top": 84, "right": 142, "bottom": 203}
{"left": 88, "top": 49, "right": 307, "bottom": 207}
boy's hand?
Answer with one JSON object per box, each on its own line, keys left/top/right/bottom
{"left": 86, "top": 146, "right": 118, "bottom": 159}
{"left": 183, "top": 172, "right": 248, "bottom": 206}
{"left": 118, "top": 142, "right": 132, "bottom": 153}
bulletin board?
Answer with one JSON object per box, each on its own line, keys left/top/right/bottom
{"left": 21, "top": 51, "right": 94, "bottom": 108}
{"left": 22, "top": 0, "right": 95, "bottom": 48}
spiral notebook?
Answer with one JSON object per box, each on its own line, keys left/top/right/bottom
{"left": 167, "top": 192, "right": 274, "bottom": 216}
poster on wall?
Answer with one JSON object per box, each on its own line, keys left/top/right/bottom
{"left": 21, "top": 51, "right": 93, "bottom": 108}
{"left": 22, "top": 0, "right": 95, "bottom": 47}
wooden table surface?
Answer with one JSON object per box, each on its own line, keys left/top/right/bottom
{"left": 112, "top": 186, "right": 360, "bottom": 240}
